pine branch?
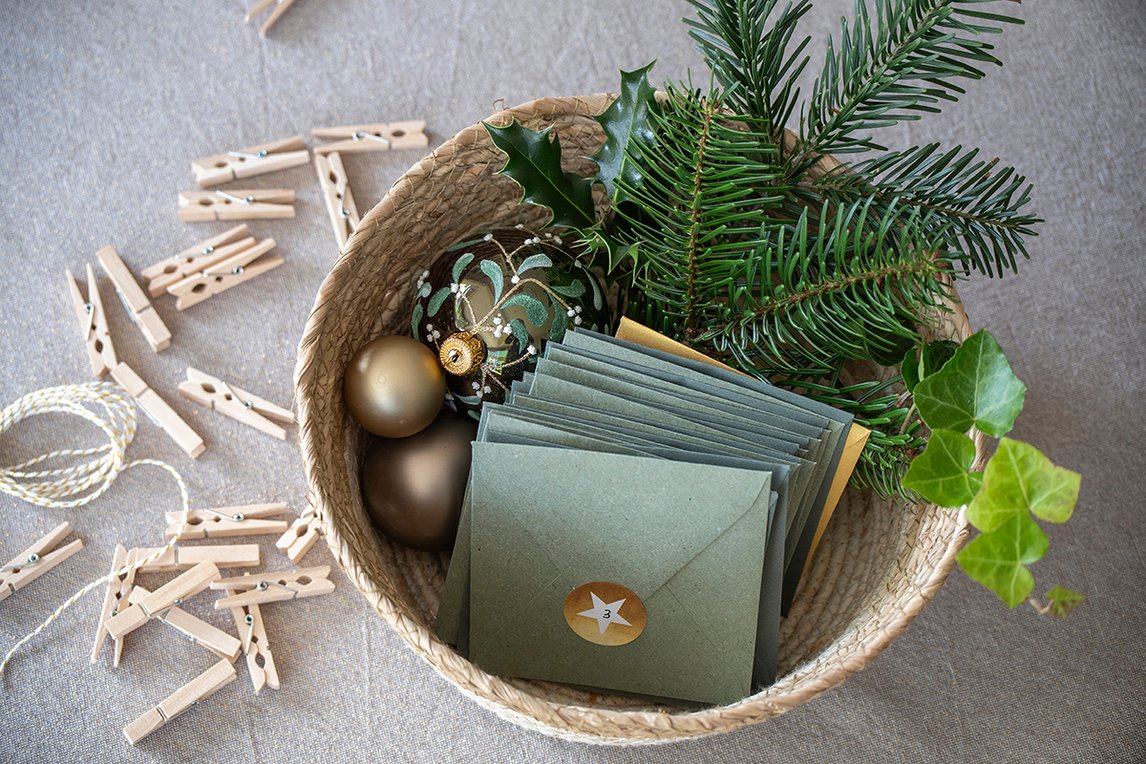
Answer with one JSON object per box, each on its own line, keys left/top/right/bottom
{"left": 817, "top": 143, "right": 1040, "bottom": 276}
{"left": 612, "top": 85, "right": 792, "bottom": 334}
{"left": 706, "top": 199, "right": 957, "bottom": 376}
{"left": 802, "top": 0, "right": 1023, "bottom": 156}
{"left": 685, "top": 0, "right": 813, "bottom": 144}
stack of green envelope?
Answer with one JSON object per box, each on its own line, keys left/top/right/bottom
{"left": 433, "top": 329, "right": 855, "bottom": 707}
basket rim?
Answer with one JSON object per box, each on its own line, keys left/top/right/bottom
{"left": 294, "top": 93, "right": 978, "bottom": 744}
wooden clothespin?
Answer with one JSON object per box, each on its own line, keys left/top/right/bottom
{"left": 96, "top": 245, "right": 172, "bottom": 352}
{"left": 105, "top": 560, "right": 219, "bottom": 640}
{"left": 165, "top": 503, "right": 291, "bottom": 539}
{"left": 165, "top": 238, "right": 283, "bottom": 310}
{"left": 110, "top": 362, "right": 205, "bottom": 459}
{"left": 140, "top": 225, "right": 256, "bottom": 297}
{"left": 126, "top": 586, "right": 242, "bottom": 662}
{"left": 312, "top": 121, "right": 428, "bottom": 154}
{"left": 123, "top": 659, "right": 237, "bottom": 745}
{"left": 212, "top": 566, "right": 334, "bottom": 609}
{"left": 229, "top": 591, "right": 280, "bottom": 693}
{"left": 192, "top": 136, "right": 308, "bottom": 188}
{"left": 178, "top": 189, "right": 296, "bottom": 222}
{"left": 66, "top": 265, "right": 118, "bottom": 378}
{"left": 275, "top": 511, "right": 321, "bottom": 564}
{"left": 0, "top": 522, "right": 83, "bottom": 602}
{"left": 178, "top": 369, "right": 295, "bottom": 440}
{"left": 132, "top": 544, "right": 261, "bottom": 573}
{"left": 245, "top": 0, "right": 299, "bottom": 37}
{"left": 91, "top": 545, "right": 137, "bottom": 666}
{"left": 314, "top": 152, "right": 360, "bottom": 250}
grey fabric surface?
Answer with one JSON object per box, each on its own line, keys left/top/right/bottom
{"left": 1, "top": 1, "right": 1143, "bottom": 762}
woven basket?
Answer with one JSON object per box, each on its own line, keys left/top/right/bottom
{"left": 294, "top": 94, "right": 981, "bottom": 744}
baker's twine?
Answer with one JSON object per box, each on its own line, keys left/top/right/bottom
{"left": 0, "top": 381, "right": 190, "bottom": 675}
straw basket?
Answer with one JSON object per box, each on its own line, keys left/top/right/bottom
{"left": 295, "top": 94, "right": 981, "bottom": 744}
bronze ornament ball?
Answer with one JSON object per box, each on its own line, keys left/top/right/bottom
{"left": 343, "top": 335, "right": 446, "bottom": 438}
{"left": 360, "top": 410, "right": 477, "bottom": 552}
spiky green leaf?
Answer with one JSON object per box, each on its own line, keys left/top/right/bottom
{"left": 591, "top": 62, "right": 661, "bottom": 202}
{"left": 484, "top": 120, "right": 596, "bottom": 228}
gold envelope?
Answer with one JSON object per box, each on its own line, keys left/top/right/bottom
{"left": 467, "top": 442, "right": 774, "bottom": 706}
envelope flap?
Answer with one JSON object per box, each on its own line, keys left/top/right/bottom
{"left": 472, "top": 443, "right": 771, "bottom": 599}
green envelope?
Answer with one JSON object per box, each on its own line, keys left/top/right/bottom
{"left": 467, "top": 443, "right": 772, "bottom": 707}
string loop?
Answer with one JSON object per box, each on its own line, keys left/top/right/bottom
{"left": 0, "top": 381, "right": 190, "bottom": 675}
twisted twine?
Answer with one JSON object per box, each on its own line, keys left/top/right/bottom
{"left": 0, "top": 381, "right": 189, "bottom": 675}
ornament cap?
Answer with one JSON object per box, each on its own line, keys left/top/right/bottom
{"left": 439, "top": 332, "right": 486, "bottom": 376}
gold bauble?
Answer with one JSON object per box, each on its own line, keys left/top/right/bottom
{"left": 343, "top": 335, "right": 445, "bottom": 438}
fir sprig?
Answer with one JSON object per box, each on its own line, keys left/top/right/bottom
{"left": 685, "top": 0, "right": 813, "bottom": 145}
{"left": 802, "top": 0, "right": 1024, "bottom": 156}
{"left": 817, "top": 143, "right": 1041, "bottom": 276}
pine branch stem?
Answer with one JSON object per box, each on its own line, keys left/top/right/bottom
{"left": 683, "top": 99, "right": 718, "bottom": 335}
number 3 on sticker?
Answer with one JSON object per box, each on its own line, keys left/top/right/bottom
{"left": 563, "top": 581, "right": 646, "bottom": 647}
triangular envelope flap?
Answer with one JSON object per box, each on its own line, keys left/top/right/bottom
{"left": 471, "top": 443, "right": 770, "bottom": 599}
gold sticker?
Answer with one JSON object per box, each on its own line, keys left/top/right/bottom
{"left": 563, "top": 581, "right": 647, "bottom": 647}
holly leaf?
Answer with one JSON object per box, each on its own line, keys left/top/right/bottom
{"left": 966, "top": 438, "right": 1081, "bottom": 531}
{"left": 1044, "top": 585, "right": 1086, "bottom": 618}
{"left": 915, "top": 330, "right": 1027, "bottom": 437}
{"left": 591, "top": 62, "right": 660, "bottom": 203}
{"left": 902, "top": 429, "right": 983, "bottom": 507}
{"left": 957, "top": 512, "right": 1049, "bottom": 607}
{"left": 484, "top": 120, "right": 596, "bottom": 228}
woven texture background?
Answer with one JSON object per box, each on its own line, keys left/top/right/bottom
{"left": 1, "top": 1, "right": 1143, "bottom": 762}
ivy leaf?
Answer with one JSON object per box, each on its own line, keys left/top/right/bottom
{"left": 915, "top": 330, "right": 1027, "bottom": 437}
{"left": 957, "top": 512, "right": 1049, "bottom": 607}
{"left": 1044, "top": 585, "right": 1086, "bottom": 618}
{"left": 484, "top": 120, "right": 596, "bottom": 228}
{"left": 480, "top": 259, "right": 504, "bottom": 303}
{"left": 904, "top": 339, "right": 960, "bottom": 393}
{"left": 966, "top": 438, "right": 1082, "bottom": 531}
{"left": 902, "top": 429, "right": 983, "bottom": 507}
{"left": 591, "top": 62, "right": 660, "bottom": 203}
{"left": 502, "top": 292, "right": 549, "bottom": 326}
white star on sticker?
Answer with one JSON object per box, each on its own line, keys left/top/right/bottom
{"left": 577, "top": 592, "right": 632, "bottom": 635}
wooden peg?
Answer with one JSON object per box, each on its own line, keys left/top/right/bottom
{"left": 165, "top": 238, "right": 283, "bottom": 310}
{"left": 123, "top": 659, "right": 237, "bottom": 745}
{"left": 165, "top": 504, "right": 290, "bottom": 540}
{"left": 66, "top": 264, "right": 118, "bottom": 378}
{"left": 178, "top": 369, "right": 295, "bottom": 440}
{"left": 229, "top": 594, "right": 280, "bottom": 693}
{"left": 275, "top": 512, "right": 321, "bottom": 564}
{"left": 192, "top": 136, "right": 308, "bottom": 188}
{"left": 95, "top": 245, "right": 172, "bottom": 352}
{"left": 314, "top": 151, "right": 360, "bottom": 250}
{"left": 0, "top": 522, "right": 83, "bottom": 602}
{"left": 132, "top": 544, "right": 260, "bottom": 573}
{"left": 126, "top": 586, "right": 241, "bottom": 661}
{"left": 140, "top": 225, "right": 255, "bottom": 297}
{"left": 91, "top": 544, "right": 138, "bottom": 666}
{"left": 245, "top": 0, "right": 299, "bottom": 37}
{"left": 212, "top": 566, "right": 334, "bottom": 609}
{"left": 178, "top": 189, "right": 296, "bottom": 222}
{"left": 110, "top": 362, "right": 205, "bottom": 459}
{"left": 105, "top": 561, "right": 219, "bottom": 640}
{"left": 312, "top": 121, "right": 428, "bottom": 154}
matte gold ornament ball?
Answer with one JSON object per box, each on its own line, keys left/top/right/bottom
{"left": 360, "top": 410, "right": 477, "bottom": 552}
{"left": 343, "top": 335, "right": 446, "bottom": 438}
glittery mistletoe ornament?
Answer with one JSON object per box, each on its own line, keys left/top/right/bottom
{"left": 411, "top": 227, "right": 612, "bottom": 414}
